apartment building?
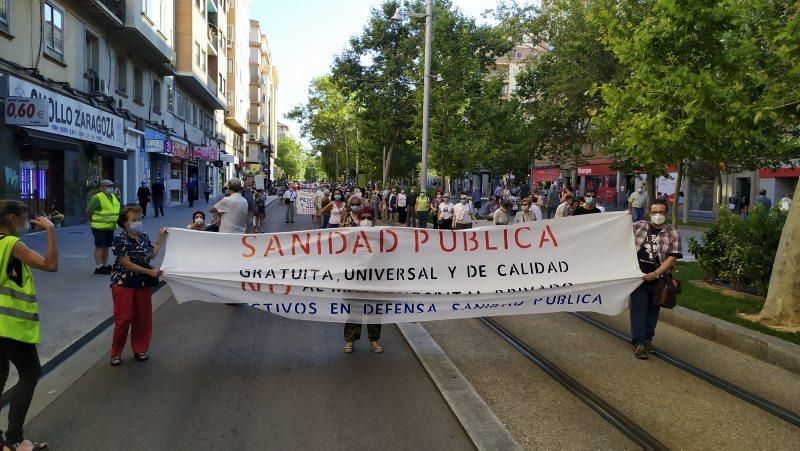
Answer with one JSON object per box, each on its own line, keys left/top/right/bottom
{"left": 222, "top": 0, "right": 250, "bottom": 180}
{"left": 169, "top": 0, "right": 228, "bottom": 203}
{"left": 0, "top": 0, "right": 176, "bottom": 224}
{"left": 245, "top": 19, "right": 278, "bottom": 188}
{"left": 0, "top": 0, "right": 247, "bottom": 225}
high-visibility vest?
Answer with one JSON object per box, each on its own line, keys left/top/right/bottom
{"left": 91, "top": 193, "right": 120, "bottom": 230}
{"left": 0, "top": 236, "right": 39, "bottom": 344}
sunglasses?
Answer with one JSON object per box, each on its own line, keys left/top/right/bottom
{"left": 350, "top": 202, "right": 362, "bottom": 206}
{"left": 585, "top": 195, "right": 595, "bottom": 198}
{"left": 362, "top": 216, "right": 374, "bottom": 221}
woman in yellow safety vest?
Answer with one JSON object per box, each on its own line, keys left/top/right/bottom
{"left": 0, "top": 200, "right": 58, "bottom": 451}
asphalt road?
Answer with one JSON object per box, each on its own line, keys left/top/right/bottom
{"left": 23, "top": 202, "right": 473, "bottom": 450}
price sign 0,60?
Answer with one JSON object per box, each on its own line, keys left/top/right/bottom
{"left": 4, "top": 97, "right": 50, "bottom": 126}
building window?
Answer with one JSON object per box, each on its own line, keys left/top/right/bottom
{"left": 43, "top": 2, "right": 64, "bottom": 59}
{"left": 85, "top": 32, "right": 99, "bottom": 77}
{"left": 192, "top": 104, "right": 198, "bottom": 126}
{"left": 195, "top": 41, "right": 201, "bottom": 67}
{"left": 133, "top": 67, "right": 144, "bottom": 104}
{"left": 201, "top": 50, "right": 206, "bottom": 72}
{"left": 167, "top": 84, "right": 174, "bottom": 112}
{"left": 116, "top": 56, "right": 127, "bottom": 94}
{"left": 227, "top": 58, "right": 233, "bottom": 74}
{"left": 152, "top": 79, "right": 162, "bottom": 113}
{"left": 0, "top": 0, "right": 10, "bottom": 33}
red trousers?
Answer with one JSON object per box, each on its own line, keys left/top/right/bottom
{"left": 111, "top": 286, "right": 153, "bottom": 357}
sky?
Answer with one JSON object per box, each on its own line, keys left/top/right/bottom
{"left": 252, "top": 0, "right": 501, "bottom": 142}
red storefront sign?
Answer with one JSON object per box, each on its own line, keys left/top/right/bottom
{"left": 171, "top": 140, "right": 189, "bottom": 159}
{"left": 531, "top": 166, "right": 560, "bottom": 182}
{"left": 758, "top": 167, "right": 800, "bottom": 178}
{"left": 192, "top": 145, "right": 219, "bottom": 161}
{"left": 577, "top": 160, "right": 616, "bottom": 176}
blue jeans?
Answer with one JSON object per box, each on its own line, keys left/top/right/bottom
{"left": 629, "top": 283, "right": 660, "bottom": 346}
{"left": 322, "top": 214, "right": 330, "bottom": 229}
{"left": 632, "top": 207, "right": 645, "bottom": 222}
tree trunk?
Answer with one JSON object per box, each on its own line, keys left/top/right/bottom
{"left": 715, "top": 166, "right": 724, "bottom": 215}
{"left": 646, "top": 174, "right": 656, "bottom": 210}
{"left": 671, "top": 162, "right": 684, "bottom": 229}
{"left": 382, "top": 128, "right": 401, "bottom": 189}
{"left": 757, "top": 180, "right": 800, "bottom": 327}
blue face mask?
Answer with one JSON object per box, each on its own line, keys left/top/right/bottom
{"left": 586, "top": 197, "right": 596, "bottom": 205}
{"left": 350, "top": 205, "right": 362, "bottom": 212}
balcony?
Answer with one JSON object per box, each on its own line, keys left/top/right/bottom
{"left": 116, "top": 0, "right": 175, "bottom": 73}
{"left": 208, "top": 26, "right": 219, "bottom": 56}
{"left": 89, "top": 0, "right": 125, "bottom": 26}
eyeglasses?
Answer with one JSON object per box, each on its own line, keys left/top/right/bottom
{"left": 362, "top": 216, "right": 374, "bottom": 221}
{"left": 585, "top": 195, "right": 595, "bottom": 198}
{"left": 351, "top": 203, "right": 362, "bottom": 206}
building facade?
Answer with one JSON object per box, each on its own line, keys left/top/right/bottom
{"left": 245, "top": 20, "right": 278, "bottom": 189}
{"left": 0, "top": 0, "right": 272, "bottom": 224}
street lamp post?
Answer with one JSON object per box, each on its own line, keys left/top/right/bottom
{"left": 393, "top": 0, "right": 433, "bottom": 191}
{"left": 420, "top": 0, "right": 432, "bottom": 192}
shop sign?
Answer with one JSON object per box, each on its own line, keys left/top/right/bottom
{"left": 531, "top": 166, "right": 560, "bottom": 182}
{"left": 4, "top": 97, "right": 49, "bottom": 126}
{"left": 144, "top": 128, "right": 169, "bottom": 154}
{"left": 192, "top": 145, "right": 219, "bottom": 161}
{"left": 171, "top": 139, "right": 189, "bottom": 159}
{"left": 7, "top": 75, "right": 124, "bottom": 148}
{"left": 125, "top": 129, "right": 141, "bottom": 151}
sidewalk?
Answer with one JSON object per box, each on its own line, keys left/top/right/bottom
{"left": 16, "top": 195, "right": 280, "bottom": 377}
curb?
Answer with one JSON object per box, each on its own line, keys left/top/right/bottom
{"left": 587, "top": 306, "right": 800, "bottom": 375}
{"left": 398, "top": 322, "right": 522, "bottom": 451}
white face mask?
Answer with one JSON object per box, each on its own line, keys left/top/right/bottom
{"left": 128, "top": 221, "right": 143, "bottom": 230}
{"left": 650, "top": 213, "right": 666, "bottom": 225}
{"left": 194, "top": 217, "right": 204, "bottom": 225}
{"left": 637, "top": 188, "right": 643, "bottom": 194}
{"left": 360, "top": 219, "right": 373, "bottom": 228}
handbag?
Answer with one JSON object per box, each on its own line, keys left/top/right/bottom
{"left": 653, "top": 273, "right": 681, "bottom": 308}
{"left": 135, "top": 259, "right": 160, "bottom": 288}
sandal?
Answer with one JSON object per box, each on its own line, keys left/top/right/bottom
{"left": 369, "top": 341, "right": 384, "bottom": 353}
{"left": 4, "top": 439, "right": 48, "bottom": 450}
{"left": 343, "top": 342, "right": 354, "bottom": 353}
{"left": 110, "top": 356, "right": 121, "bottom": 366}
{"left": 134, "top": 353, "right": 149, "bottom": 361}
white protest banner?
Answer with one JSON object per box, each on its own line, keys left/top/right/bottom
{"left": 295, "top": 190, "right": 316, "bottom": 215}
{"left": 161, "top": 212, "right": 643, "bottom": 323}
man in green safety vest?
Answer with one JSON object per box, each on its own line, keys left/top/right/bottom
{"left": 86, "top": 179, "right": 121, "bottom": 275}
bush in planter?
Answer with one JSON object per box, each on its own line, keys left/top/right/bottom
{"left": 688, "top": 204, "right": 788, "bottom": 295}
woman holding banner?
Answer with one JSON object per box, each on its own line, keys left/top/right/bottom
{"left": 343, "top": 202, "right": 383, "bottom": 354}
{"left": 109, "top": 207, "right": 167, "bottom": 366}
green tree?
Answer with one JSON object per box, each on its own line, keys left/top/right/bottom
{"left": 275, "top": 136, "right": 307, "bottom": 181}
{"left": 288, "top": 76, "right": 364, "bottom": 182}
{"left": 508, "top": 0, "right": 621, "bottom": 178}
{"left": 589, "top": 0, "right": 798, "bottom": 219}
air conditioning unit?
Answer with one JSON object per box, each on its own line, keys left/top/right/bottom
{"left": 226, "top": 38, "right": 233, "bottom": 48}
{"left": 89, "top": 76, "right": 107, "bottom": 94}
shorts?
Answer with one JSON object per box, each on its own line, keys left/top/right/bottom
{"left": 91, "top": 228, "right": 115, "bottom": 248}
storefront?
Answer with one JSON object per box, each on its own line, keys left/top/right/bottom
{"left": 192, "top": 144, "right": 220, "bottom": 197}
{"left": 144, "top": 127, "right": 171, "bottom": 192}
{"left": 758, "top": 166, "right": 799, "bottom": 204}
{"left": 577, "top": 160, "right": 618, "bottom": 206}
{"left": 2, "top": 73, "right": 126, "bottom": 225}
{"left": 168, "top": 137, "right": 189, "bottom": 204}
{"left": 531, "top": 166, "right": 561, "bottom": 190}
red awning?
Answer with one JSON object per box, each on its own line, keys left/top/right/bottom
{"left": 577, "top": 160, "right": 616, "bottom": 177}
{"left": 531, "top": 166, "right": 560, "bottom": 182}
{"left": 759, "top": 167, "right": 800, "bottom": 178}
